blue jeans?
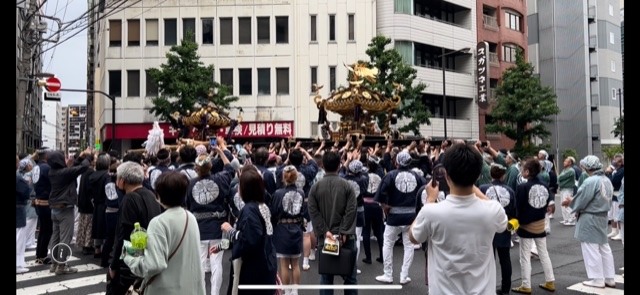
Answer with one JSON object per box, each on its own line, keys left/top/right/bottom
{"left": 318, "top": 236, "right": 358, "bottom": 295}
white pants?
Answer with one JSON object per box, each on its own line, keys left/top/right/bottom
{"left": 581, "top": 242, "right": 615, "bottom": 280}
{"left": 559, "top": 189, "right": 575, "bottom": 223}
{"left": 24, "top": 217, "right": 38, "bottom": 247}
{"left": 620, "top": 222, "right": 624, "bottom": 245}
{"left": 544, "top": 214, "right": 551, "bottom": 233}
{"left": 382, "top": 225, "right": 415, "bottom": 279}
{"left": 355, "top": 226, "right": 362, "bottom": 264}
{"left": 608, "top": 201, "right": 619, "bottom": 222}
{"left": 519, "top": 237, "right": 555, "bottom": 288}
{"left": 16, "top": 227, "right": 27, "bottom": 268}
{"left": 200, "top": 240, "right": 224, "bottom": 295}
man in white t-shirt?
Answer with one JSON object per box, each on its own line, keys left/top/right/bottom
{"left": 410, "top": 142, "right": 508, "bottom": 295}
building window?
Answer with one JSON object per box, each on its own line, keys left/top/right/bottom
{"left": 329, "top": 66, "right": 336, "bottom": 91}
{"left": 257, "top": 17, "right": 270, "bottom": 44}
{"left": 504, "top": 10, "right": 521, "bottom": 32}
{"left": 109, "top": 20, "right": 122, "bottom": 47}
{"left": 127, "top": 70, "right": 140, "bottom": 97}
{"left": 239, "top": 68, "right": 252, "bottom": 95}
{"left": 146, "top": 19, "right": 158, "bottom": 46}
{"left": 276, "top": 16, "right": 288, "bottom": 44}
{"left": 329, "top": 15, "right": 336, "bottom": 41}
{"left": 394, "top": 0, "right": 412, "bottom": 14}
{"left": 108, "top": 70, "right": 122, "bottom": 97}
{"left": 611, "top": 60, "right": 616, "bottom": 72}
{"left": 348, "top": 14, "right": 355, "bottom": 41}
{"left": 310, "top": 66, "right": 317, "bottom": 92}
{"left": 276, "top": 68, "right": 289, "bottom": 95}
{"left": 612, "top": 88, "right": 617, "bottom": 100}
{"left": 145, "top": 70, "right": 158, "bottom": 97}
{"left": 310, "top": 15, "right": 317, "bottom": 42}
{"left": 220, "top": 18, "right": 233, "bottom": 45}
{"left": 609, "top": 4, "right": 614, "bottom": 16}
{"left": 202, "top": 18, "right": 214, "bottom": 44}
{"left": 610, "top": 32, "right": 615, "bottom": 44}
{"left": 502, "top": 44, "right": 518, "bottom": 63}
{"left": 183, "top": 18, "right": 196, "bottom": 42}
{"left": 164, "top": 19, "right": 177, "bottom": 45}
{"left": 127, "top": 19, "right": 140, "bottom": 46}
{"left": 239, "top": 17, "right": 252, "bottom": 44}
{"left": 258, "top": 68, "right": 271, "bottom": 95}
{"left": 220, "top": 69, "right": 233, "bottom": 91}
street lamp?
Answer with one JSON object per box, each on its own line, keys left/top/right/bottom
{"left": 438, "top": 47, "right": 470, "bottom": 139}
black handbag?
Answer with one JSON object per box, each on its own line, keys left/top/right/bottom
{"left": 317, "top": 185, "right": 356, "bottom": 277}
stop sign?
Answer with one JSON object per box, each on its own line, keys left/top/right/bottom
{"left": 45, "top": 77, "right": 61, "bottom": 92}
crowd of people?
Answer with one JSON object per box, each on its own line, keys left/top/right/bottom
{"left": 15, "top": 136, "right": 624, "bottom": 295}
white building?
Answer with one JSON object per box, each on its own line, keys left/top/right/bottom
{"left": 92, "top": 0, "right": 377, "bottom": 150}
{"left": 41, "top": 101, "right": 66, "bottom": 150}
{"left": 59, "top": 105, "right": 68, "bottom": 153}
{"left": 377, "top": 0, "right": 479, "bottom": 140}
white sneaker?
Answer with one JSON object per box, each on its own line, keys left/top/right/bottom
{"left": 25, "top": 244, "right": 37, "bottom": 250}
{"left": 302, "top": 264, "right": 310, "bottom": 271}
{"left": 607, "top": 230, "right": 619, "bottom": 238}
{"left": 309, "top": 250, "right": 316, "bottom": 261}
{"left": 620, "top": 267, "right": 624, "bottom": 271}
{"left": 375, "top": 275, "right": 393, "bottom": 283}
{"left": 611, "top": 233, "right": 622, "bottom": 241}
{"left": 400, "top": 277, "right": 411, "bottom": 285}
{"left": 16, "top": 267, "right": 29, "bottom": 274}
{"left": 413, "top": 244, "right": 421, "bottom": 250}
{"left": 357, "top": 269, "right": 361, "bottom": 274}
{"left": 511, "top": 241, "right": 514, "bottom": 248}
{"left": 582, "top": 279, "right": 605, "bottom": 288}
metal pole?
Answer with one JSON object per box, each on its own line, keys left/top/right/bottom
{"left": 618, "top": 88, "right": 623, "bottom": 145}
{"left": 442, "top": 47, "right": 447, "bottom": 139}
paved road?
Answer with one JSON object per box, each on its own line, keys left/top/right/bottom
{"left": 17, "top": 199, "right": 624, "bottom": 294}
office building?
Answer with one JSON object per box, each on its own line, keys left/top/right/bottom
{"left": 476, "top": 0, "right": 528, "bottom": 149}
{"left": 377, "top": 0, "right": 479, "bottom": 140}
{"left": 91, "top": 0, "right": 377, "bottom": 150}
{"left": 528, "top": 0, "right": 623, "bottom": 158}
{"left": 66, "top": 104, "right": 88, "bottom": 156}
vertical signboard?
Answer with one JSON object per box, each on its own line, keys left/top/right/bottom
{"left": 477, "top": 41, "right": 490, "bottom": 109}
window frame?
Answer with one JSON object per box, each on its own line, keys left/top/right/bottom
{"left": 109, "top": 19, "right": 122, "bottom": 47}
{"left": 220, "top": 17, "right": 233, "bottom": 45}
{"left": 127, "top": 70, "right": 140, "bottom": 97}
{"left": 108, "top": 70, "right": 122, "bottom": 97}
{"left": 201, "top": 18, "right": 214, "bottom": 45}
{"left": 164, "top": 18, "right": 177, "bottom": 46}
{"left": 257, "top": 68, "right": 271, "bottom": 95}
{"left": 257, "top": 17, "right": 270, "bottom": 44}
{"left": 276, "top": 67, "right": 290, "bottom": 95}
{"left": 239, "top": 68, "right": 252, "bottom": 95}
{"left": 238, "top": 17, "right": 252, "bottom": 45}
{"left": 219, "top": 69, "right": 234, "bottom": 94}
{"left": 504, "top": 10, "right": 521, "bottom": 32}
{"left": 275, "top": 16, "right": 289, "bottom": 44}
{"left": 310, "top": 15, "right": 317, "bottom": 42}
{"left": 145, "top": 19, "right": 159, "bottom": 46}
{"left": 310, "top": 66, "right": 317, "bottom": 92}
{"left": 182, "top": 18, "right": 196, "bottom": 42}
{"left": 348, "top": 14, "right": 355, "bottom": 41}
{"left": 329, "top": 15, "right": 336, "bottom": 41}
{"left": 145, "top": 70, "right": 158, "bottom": 97}
{"left": 127, "top": 19, "right": 140, "bottom": 46}
{"left": 502, "top": 43, "right": 518, "bottom": 63}
{"left": 329, "top": 66, "right": 336, "bottom": 91}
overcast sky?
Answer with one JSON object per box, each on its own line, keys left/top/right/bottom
{"left": 42, "top": 0, "right": 88, "bottom": 106}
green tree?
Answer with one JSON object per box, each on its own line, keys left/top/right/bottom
{"left": 485, "top": 49, "right": 560, "bottom": 155}
{"left": 611, "top": 115, "right": 624, "bottom": 147}
{"left": 360, "top": 36, "right": 428, "bottom": 135}
{"left": 562, "top": 149, "right": 579, "bottom": 161}
{"left": 148, "top": 32, "right": 237, "bottom": 120}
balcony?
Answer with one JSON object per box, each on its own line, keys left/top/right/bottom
{"left": 590, "top": 65, "right": 598, "bottom": 79}
{"left": 483, "top": 14, "right": 498, "bottom": 31}
{"left": 589, "top": 35, "right": 597, "bottom": 50}
{"left": 588, "top": 5, "right": 596, "bottom": 21}
{"left": 489, "top": 52, "right": 499, "bottom": 66}
{"left": 591, "top": 93, "right": 599, "bottom": 109}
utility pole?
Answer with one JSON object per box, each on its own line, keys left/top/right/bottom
{"left": 618, "top": 88, "right": 623, "bottom": 146}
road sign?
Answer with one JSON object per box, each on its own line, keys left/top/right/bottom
{"left": 44, "top": 92, "right": 61, "bottom": 101}
{"left": 45, "top": 76, "right": 61, "bottom": 92}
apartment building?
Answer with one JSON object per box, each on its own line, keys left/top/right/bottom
{"left": 377, "top": 0, "right": 479, "bottom": 140}
{"left": 66, "top": 104, "right": 88, "bottom": 156}
{"left": 477, "top": 0, "right": 527, "bottom": 150}
{"left": 92, "top": 0, "right": 377, "bottom": 150}
{"left": 528, "top": 0, "right": 623, "bottom": 158}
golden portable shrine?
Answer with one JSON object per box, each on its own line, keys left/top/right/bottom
{"left": 314, "top": 62, "right": 403, "bottom": 141}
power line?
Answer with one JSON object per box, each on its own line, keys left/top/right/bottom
{"left": 45, "top": 0, "right": 69, "bottom": 72}
{"left": 40, "top": 0, "right": 141, "bottom": 54}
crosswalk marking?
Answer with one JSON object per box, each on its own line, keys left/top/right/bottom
{"left": 567, "top": 275, "right": 624, "bottom": 295}
{"left": 16, "top": 274, "right": 106, "bottom": 295}
{"left": 16, "top": 263, "right": 103, "bottom": 282}
{"left": 25, "top": 255, "right": 80, "bottom": 267}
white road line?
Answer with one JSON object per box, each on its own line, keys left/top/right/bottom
{"left": 25, "top": 255, "right": 79, "bottom": 267}
{"left": 16, "top": 274, "right": 106, "bottom": 295}
{"left": 86, "top": 293, "right": 106, "bottom": 295}
{"left": 16, "top": 264, "right": 103, "bottom": 282}
{"left": 567, "top": 284, "right": 624, "bottom": 295}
